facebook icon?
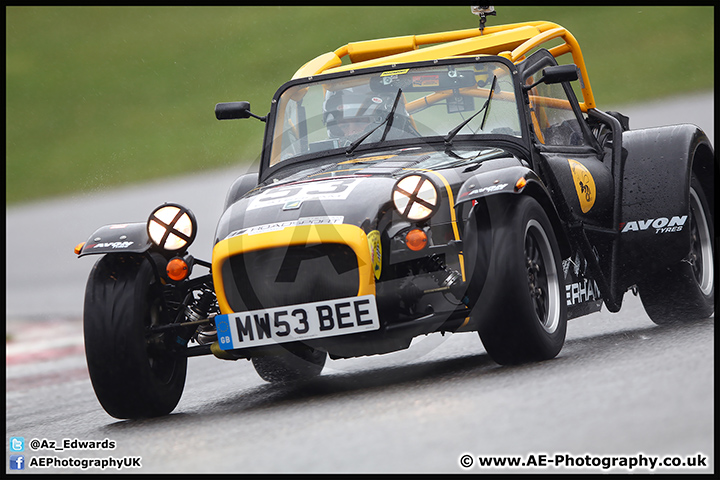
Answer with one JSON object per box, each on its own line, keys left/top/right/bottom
{"left": 10, "top": 455, "right": 25, "bottom": 470}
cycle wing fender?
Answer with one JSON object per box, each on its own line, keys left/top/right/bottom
{"left": 455, "top": 165, "right": 570, "bottom": 258}
{"left": 76, "top": 222, "right": 152, "bottom": 258}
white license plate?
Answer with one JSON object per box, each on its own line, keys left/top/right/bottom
{"left": 214, "top": 294, "right": 380, "bottom": 350}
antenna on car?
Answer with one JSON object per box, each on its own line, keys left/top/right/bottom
{"left": 471, "top": 6, "right": 496, "bottom": 35}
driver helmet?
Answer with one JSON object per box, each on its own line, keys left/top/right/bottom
{"left": 322, "top": 86, "right": 408, "bottom": 138}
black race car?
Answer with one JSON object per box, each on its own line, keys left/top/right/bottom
{"left": 76, "top": 9, "right": 714, "bottom": 419}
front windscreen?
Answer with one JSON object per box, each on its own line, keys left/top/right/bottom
{"left": 269, "top": 60, "right": 521, "bottom": 166}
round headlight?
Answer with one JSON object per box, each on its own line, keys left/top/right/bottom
{"left": 392, "top": 174, "right": 439, "bottom": 221}
{"left": 147, "top": 203, "right": 197, "bottom": 252}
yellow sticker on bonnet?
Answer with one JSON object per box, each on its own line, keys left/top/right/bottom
{"left": 568, "top": 159, "right": 596, "bottom": 213}
{"left": 381, "top": 69, "right": 409, "bottom": 77}
{"left": 367, "top": 230, "right": 382, "bottom": 280}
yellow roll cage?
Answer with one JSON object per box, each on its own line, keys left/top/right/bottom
{"left": 292, "top": 20, "right": 596, "bottom": 112}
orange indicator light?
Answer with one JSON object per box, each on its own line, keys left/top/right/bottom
{"left": 74, "top": 242, "right": 85, "bottom": 255}
{"left": 167, "top": 257, "right": 189, "bottom": 281}
{"left": 515, "top": 177, "right": 527, "bottom": 190}
{"left": 405, "top": 228, "right": 428, "bottom": 251}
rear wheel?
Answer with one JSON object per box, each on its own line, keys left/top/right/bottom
{"left": 84, "top": 254, "right": 186, "bottom": 419}
{"left": 467, "top": 195, "right": 567, "bottom": 365}
{"left": 638, "top": 176, "right": 714, "bottom": 324}
{"left": 252, "top": 346, "right": 327, "bottom": 383}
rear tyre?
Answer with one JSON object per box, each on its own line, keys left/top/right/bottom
{"left": 84, "top": 254, "right": 186, "bottom": 419}
{"left": 252, "top": 346, "right": 327, "bottom": 383}
{"left": 638, "top": 175, "right": 714, "bottom": 324}
{"left": 468, "top": 195, "right": 567, "bottom": 365}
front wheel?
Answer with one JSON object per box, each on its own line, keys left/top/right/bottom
{"left": 467, "top": 195, "right": 567, "bottom": 365}
{"left": 638, "top": 175, "right": 714, "bottom": 324}
{"left": 84, "top": 254, "right": 187, "bottom": 419}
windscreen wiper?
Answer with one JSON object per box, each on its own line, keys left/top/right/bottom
{"left": 346, "top": 88, "right": 403, "bottom": 156}
{"left": 443, "top": 75, "right": 497, "bottom": 146}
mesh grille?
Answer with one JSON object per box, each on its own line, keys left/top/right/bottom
{"left": 221, "top": 243, "right": 360, "bottom": 312}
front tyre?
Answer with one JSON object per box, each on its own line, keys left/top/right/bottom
{"left": 84, "top": 254, "right": 187, "bottom": 419}
{"left": 638, "top": 175, "right": 714, "bottom": 324}
{"left": 469, "top": 195, "right": 567, "bottom": 365}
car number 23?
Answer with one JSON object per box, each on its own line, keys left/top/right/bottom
{"left": 246, "top": 178, "right": 360, "bottom": 210}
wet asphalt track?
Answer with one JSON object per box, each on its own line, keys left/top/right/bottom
{"left": 5, "top": 92, "right": 714, "bottom": 473}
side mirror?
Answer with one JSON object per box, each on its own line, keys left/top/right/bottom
{"left": 541, "top": 64, "right": 579, "bottom": 85}
{"left": 215, "top": 101, "right": 266, "bottom": 122}
{"left": 523, "top": 64, "right": 580, "bottom": 91}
